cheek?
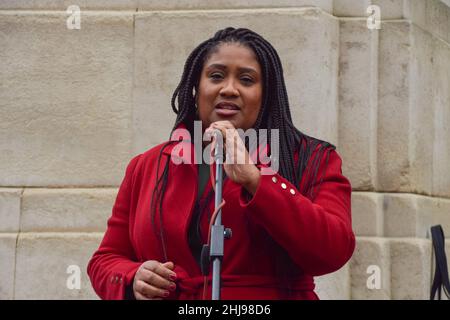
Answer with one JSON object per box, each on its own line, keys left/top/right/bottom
{"left": 198, "top": 82, "right": 216, "bottom": 103}
{"left": 247, "top": 88, "right": 262, "bottom": 112}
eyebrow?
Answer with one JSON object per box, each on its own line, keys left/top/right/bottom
{"left": 205, "top": 63, "right": 258, "bottom": 75}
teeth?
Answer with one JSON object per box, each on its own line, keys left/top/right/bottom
{"left": 218, "top": 104, "right": 238, "bottom": 110}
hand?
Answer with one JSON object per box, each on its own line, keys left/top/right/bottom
{"left": 133, "top": 260, "right": 177, "bottom": 300}
{"left": 205, "top": 121, "right": 261, "bottom": 195}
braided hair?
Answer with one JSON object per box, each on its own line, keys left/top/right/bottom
{"left": 151, "top": 27, "right": 335, "bottom": 262}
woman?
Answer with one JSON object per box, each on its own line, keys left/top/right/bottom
{"left": 87, "top": 27, "right": 355, "bottom": 300}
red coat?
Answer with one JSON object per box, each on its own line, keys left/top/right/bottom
{"left": 87, "top": 136, "right": 355, "bottom": 300}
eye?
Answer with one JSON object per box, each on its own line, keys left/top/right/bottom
{"left": 240, "top": 76, "right": 254, "bottom": 85}
{"left": 209, "top": 72, "right": 224, "bottom": 81}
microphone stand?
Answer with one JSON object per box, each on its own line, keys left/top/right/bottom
{"left": 209, "top": 134, "right": 231, "bottom": 300}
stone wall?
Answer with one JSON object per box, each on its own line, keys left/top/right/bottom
{"left": 1, "top": 0, "right": 449, "bottom": 299}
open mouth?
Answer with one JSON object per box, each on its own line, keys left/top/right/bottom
{"left": 215, "top": 102, "right": 240, "bottom": 116}
{"left": 215, "top": 102, "right": 240, "bottom": 110}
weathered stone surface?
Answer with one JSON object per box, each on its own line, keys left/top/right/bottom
{"left": 0, "top": 188, "right": 22, "bottom": 232}
{"left": 383, "top": 194, "right": 420, "bottom": 237}
{"left": 333, "top": 0, "right": 372, "bottom": 17}
{"left": 377, "top": 22, "right": 411, "bottom": 191}
{"left": 377, "top": 21, "right": 411, "bottom": 192}
{"left": 15, "top": 232, "right": 102, "bottom": 299}
{"left": 315, "top": 263, "right": 350, "bottom": 299}
{"left": 133, "top": 8, "right": 340, "bottom": 155}
{"left": 390, "top": 238, "right": 432, "bottom": 299}
{"left": 334, "top": 0, "right": 450, "bottom": 27}
{"left": 377, "top": 21, "right": 450, "bottom": 197}
{"left": 21, "top": 188, "right": 117, "bottom": 232}
{"left": 378, "top": 193, "right": 450, "bottom": 238}
{"left": 417, "top": 196, "right": 450, "bottom": 239}
{"left": 352, "top": 192, "right": 383, "bottom": 237}
{"left": 408, "top": 25, "right": 435, "bottom": 196}
{"left": 333, "top": 0, "right": 403, "bottom": 19}
{"left": 350, "top": 237, "right": 390, "bottom": 299}
{"left": 0, "top": 0, "right": 333, "bottom": 12}
{"left": 0, "top": 12, "right": 133, "bottom": 187}
{"left": 432, "top": 38, "right": 450, "bottom": 198}
{"left": 0, "top": 1, "right": 136, "bottom": 10}
{"left": 338, "top": 19, "right": 378, "bottom": 190}
{"left": 404, "top": 0, "right": 426, "bottom": 30}
{"left": 372, "top": 0, "right": 404, "bottom": 19}
{"left": 138, "top": 0, "right": 334, "bottom": 11}
{"left": 0, "top": 233, "right": 17, "bottom": 300}
{"left": 425, "top": 0, "right": 450, "bottom": 43}
{"left": 404, "top": 0, "right": 450, "bottom": 44}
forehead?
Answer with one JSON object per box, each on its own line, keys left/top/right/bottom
{"left": 204, "top": 43, "right": 260, "bottom": 70}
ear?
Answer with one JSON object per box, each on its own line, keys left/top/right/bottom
{"left": 193, "top": 86, "right": 198, "bottom": 104}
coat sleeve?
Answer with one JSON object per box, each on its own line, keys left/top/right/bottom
{"left": 239, "top": 149, "right": 355, "bottom": 276}
{"left": 87, "top": 154, "right": 143, "bottom": 300}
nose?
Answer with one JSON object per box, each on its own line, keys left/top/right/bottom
{"left": 219, "top": 79, "right": 239, "bottom": 97}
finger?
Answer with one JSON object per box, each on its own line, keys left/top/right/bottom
{"left": 162, "top": 261, "right": 174, "bottom": 270}
{"left": 136, "top": 279, "right": 170, "bottom": 299}
{"left": 141, "top": 260, "right": 160, "bottom": 272}
{"left": 134, "top": 291, "right": 151, "bottom": 300}
{"left": 154, "top": 262, "right": 177, "bottom": 281}
{"left": 135, "top": 292, "right": 162, "bottom": 300}
{"left": 139, "top": 268, "right": 176, "bottom": 292}
{"left": 212, "top": 120, "right": 235, "bottom": 129}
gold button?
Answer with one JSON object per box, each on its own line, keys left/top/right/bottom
{"left": 290, "top": 188, "right": 296, "bottom": 195}
{"left": 281, "top": 183, "right": 287, "bottom": 189}
{"left": 272, "top": 177, "right": 277, "bottom": 183}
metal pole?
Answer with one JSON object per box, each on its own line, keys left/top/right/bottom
{"left": 211, "top": 136, "right": 224, "bottom": 300}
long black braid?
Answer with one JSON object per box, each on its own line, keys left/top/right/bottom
{"left": 151, "top": 27, "right": 335, "bottom": 263}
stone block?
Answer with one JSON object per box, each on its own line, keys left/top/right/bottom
{"left": 404, "top": 0, "right": 426, "bottom": 30}
{"left": 338, "top": 19, "right": 378, "bottom": 190}
{"left": 372, "top": 0, "right": 404, "bottom": 19}
{"left": 425, "top": 0, "right": 450, "bottom": 43}
{"left": 333, "top": 0, "right": 372, "bottom": 17}
{"left": 133, "top": 8, "right": 340, "bottom": 154}
{"left": 390, "top": 238, "right": 432, "bottom": 299}
{"left": 352, "top": 192, "right": 383, "bottom": 237}
{"left": 0, "top": 12, "right": 133, "bottom": 187}
{"left": 377, "top": 21, "right": 411, "bottom": 192}
{"left": 334, "top": 0, "right": 403, "bottom": 19}
{"left": 138, "top": 0, "right": 334, "bottom": 11}
{"left": 0, "top": 233, "right": 17, "bottom": 300}
{"left": 0, "top": 188, "right": 22, "bottom": 232}
{"left": 21, "top": 188, "right": 118, "bottom": 232}
{"left": 377, "top": 20, "right": 449, "bottom": 197}
{"left": 350, "top": 237, "right": 390, "bottom": 299}
{"left": 408, "top": 25, "right": 435, "bottom": 196}
{"left": 15, "top": 232, "right": 103, "bottom": 299}
{"left": 0, "top": 0, "right": 137, "bottom": 10}
{"left": 315, "top": 263, "right": 350, "bottom": 299}
{"left": 432, "top": 37, "right": 450, "bottom": 198}
{"left": 0, "top": 0, "right": 334, "bottom": 12}
{"left": 382, "top": 194, "right": 450, "bottom": 238}
{"left": 383, "top": 193, "right": 420, "bottom": 237}
{"left": 417, "top": 196, "right": 450, "bottom": 239}
{"left": 404, "top": 0, "right": 450, "bottom": 44}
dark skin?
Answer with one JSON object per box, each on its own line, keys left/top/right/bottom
{"left": 199, "top": 43, "right": 262, "bottom": 194}
{"left": 133, "top": 43, "right": 262, "bottom": 299}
